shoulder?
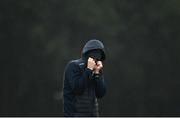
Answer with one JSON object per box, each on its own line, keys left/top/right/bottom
{"left": 65, "top": 58, "right": 86, "bottom": 70}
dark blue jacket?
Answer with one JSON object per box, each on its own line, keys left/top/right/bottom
{"left": 63, "top": 39, "right": 106, "bottom": 116}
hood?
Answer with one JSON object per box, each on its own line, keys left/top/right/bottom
{"left": 82, "top": 39, "right": 106, "bottom": 61}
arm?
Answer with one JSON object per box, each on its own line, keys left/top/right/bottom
{"left": 93, "top": 61, "right": 106, "bottom": 98}
{"left": 93, "top": 72, "right": 106, "bottom": 98}
{"left": 64, "top": 61, "right": 92, "bottom": 95}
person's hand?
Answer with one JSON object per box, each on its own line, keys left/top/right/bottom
{"left": 94, "top": 61, "right": 103, "bottom": 74}
{"left": 87, "top": 57, "right": 96, "bottom": 70}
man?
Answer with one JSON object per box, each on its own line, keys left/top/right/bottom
{"left": 63, "top": 39, "right": 107, "bottom": 116}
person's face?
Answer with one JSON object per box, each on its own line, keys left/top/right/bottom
{"left": 87, "top": 49, "right": 102, "bottom": 61}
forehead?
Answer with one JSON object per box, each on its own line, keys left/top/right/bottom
{"left": 88, "top": 49, "right": 102, "bottom": 53}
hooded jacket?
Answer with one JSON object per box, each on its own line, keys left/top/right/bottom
{"left": 63, "top": 39, "right": 106, "bottom": 117}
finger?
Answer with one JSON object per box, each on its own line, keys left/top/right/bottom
{"left": 88, "top": 58, "right": 96, "bottom": 65}
{"left": 97, "top": 61, "right": 102, "bottom": 66}
{"left": 97, "top": 61, "right": 102, "bottom": 64}
{"left": 89, "top": 57, "right": 95, "bottom": 62}
{"left": 98, "top": 62, "right": 103, "bottom": 68}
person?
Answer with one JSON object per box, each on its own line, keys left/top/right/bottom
{"left": 63, "top": 39, "right": 107, "bottom": 116}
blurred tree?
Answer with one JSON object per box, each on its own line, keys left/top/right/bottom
{"left": 0, "top": 0, "right": 180, "bottom": 116}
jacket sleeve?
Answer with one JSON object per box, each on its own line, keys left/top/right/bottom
{"left": 94, "top": 72, "right": 106, "bottom": 98}
{"left": 64, "top": 61, "right": 92, "bottom": 95}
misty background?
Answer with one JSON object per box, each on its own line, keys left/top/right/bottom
{"left": 0, "top": 0, "right": 180, "bottom": 116}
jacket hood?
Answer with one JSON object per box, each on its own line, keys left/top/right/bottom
{"left": 82, "top": 39, "right": 106, "bottom": 61}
